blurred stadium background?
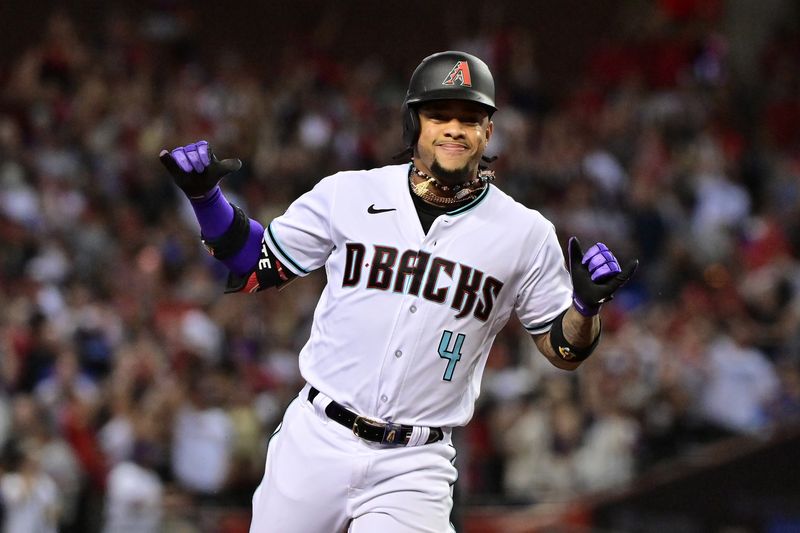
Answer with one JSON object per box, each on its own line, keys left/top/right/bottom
{"left": 1, "top": 1, "right": 799, "bottom": 531}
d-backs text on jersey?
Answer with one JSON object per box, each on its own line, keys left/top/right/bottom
{"left": 342, "top": 243, "right": 504, "bottom": 322}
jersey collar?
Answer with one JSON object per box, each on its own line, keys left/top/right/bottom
{"left": 444, "top": 183, "right": 490, "bottom": 216}
{"left": 404, "top": 163, "right": 492, "bottom": 217}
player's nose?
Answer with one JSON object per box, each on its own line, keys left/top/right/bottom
{"left": 441, "top": 118, "right": 467, "bottom": 138}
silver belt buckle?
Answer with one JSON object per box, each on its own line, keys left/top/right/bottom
{"left": 352, "top": 417, "right": 404, "bottom": 446}
{"left": 352, "top": 415, "right": 382, "bottom": 438}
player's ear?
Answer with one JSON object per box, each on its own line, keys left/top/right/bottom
{"left": 484, "top": 120, "right": 494, "bottom": 144}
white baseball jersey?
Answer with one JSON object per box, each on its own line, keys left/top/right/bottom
{"left": 264, "top": 162, "right": 572, "bottom": 428}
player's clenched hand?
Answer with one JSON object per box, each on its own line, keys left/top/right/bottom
{"left": 159, "top": 140, "right": 242, "bottom": 198}
{"left": 568, "top": 237, "right": 638, "bottom": 316}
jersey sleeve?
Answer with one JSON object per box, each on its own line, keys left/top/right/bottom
{"left": 515, "top": 224, "right": 573, "bottom": 335}
{"left": 262, "top": 175, "right": 338, "bottom": 276}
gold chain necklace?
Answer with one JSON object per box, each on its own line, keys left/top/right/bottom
{"left": 409, "top": 169, "right": 486, "bottom": 206}
{"left": 411, "top": 165, "right": 485, "bottom": 192}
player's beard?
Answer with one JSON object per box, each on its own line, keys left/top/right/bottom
{"left": 431, "top": 158, "right": 475, "bottom": 184}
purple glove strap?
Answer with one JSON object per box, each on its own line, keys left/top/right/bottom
{"left": 572, "top": 295, "right": 600, "bottom": 317}
{"left": 191, "top": 186, "right": 234, "bottom": 239}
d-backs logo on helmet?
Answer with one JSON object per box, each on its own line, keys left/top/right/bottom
{"left": 442, "top": 61, "right": 472, "bottom": 87}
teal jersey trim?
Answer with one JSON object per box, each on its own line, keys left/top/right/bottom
{"left": 267, "top": 223, "right": 310, "bottom": 274}
{"left": 446, "top": 185, "right": 491, "bottom": 216}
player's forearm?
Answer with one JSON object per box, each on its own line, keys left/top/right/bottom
{"left": 534, "top": 306, "right": 601, "bottom": 370}
{"left": 191, "top": 186, "right": 263, "bottom": 275}
{"left": 223, "top": 219, "right": 264, "bottom": 274}
{"left": 561, "top": 306, "right": 601, "bottom": 347}
{"left": 535, "top": 237, "right": 636, "bottom": 370}
{"left": 191, "top": 186, "right": 235, "bottom": 237}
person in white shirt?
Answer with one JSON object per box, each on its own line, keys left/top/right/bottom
{"left": 0, "top": 442, "right": 60, "bottom": 533}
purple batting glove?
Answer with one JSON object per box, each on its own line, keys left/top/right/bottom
{"left": 159, "top": 140, "right": 241, "bottom": 198}
{"left": 568, "top": 237, "right": 638, "bottom": 316}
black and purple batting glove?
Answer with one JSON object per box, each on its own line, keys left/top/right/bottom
{"left": 568, "top": 237, "right": 638, "bottom": 316}
{"left": 159, "top": 140, "right": 242, "bottom": 198}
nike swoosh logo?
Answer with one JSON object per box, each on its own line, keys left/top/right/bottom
{"left": 367, "top": 204, "right": 397, "bottom": 214}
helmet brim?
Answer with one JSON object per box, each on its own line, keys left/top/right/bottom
{"left": 405, "top": 89, "right": 497, "bottom": 115}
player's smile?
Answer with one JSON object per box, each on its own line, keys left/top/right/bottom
{"left": 435, "top": 142, "right": 470, "bottom": 155}
{"left": 415, "top": 99, "right": 493, "bottom": 185}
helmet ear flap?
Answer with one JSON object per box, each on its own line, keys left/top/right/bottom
{"left": 402, "top": 103, "right": 419, "bottom": 149}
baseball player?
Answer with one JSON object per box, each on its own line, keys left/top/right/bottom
{"left": 159, "top": 51, "right": 637, "bottom": 532}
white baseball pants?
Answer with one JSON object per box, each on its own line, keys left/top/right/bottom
{"left": 249, "top": 385, "right": 457, "bottom": 532}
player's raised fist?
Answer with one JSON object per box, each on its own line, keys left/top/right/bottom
{"left": 568, "top": 237, "right": 638, "bottom": 316}
{"left": 159, "top": 140, "right": 242, "bottom": 198}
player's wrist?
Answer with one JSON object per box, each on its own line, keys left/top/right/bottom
{"left": 550, "top": 308, "right": 601, "bottom": 362}
{"left": 188, "top": 185, "right": 222, "bottom": 203}
{"left": 572, "top": 294, "right": 600, "bottom": 317}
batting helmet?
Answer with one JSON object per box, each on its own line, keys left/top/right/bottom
{"left": 401, "top": 51, "right": 497, "bottom": 149}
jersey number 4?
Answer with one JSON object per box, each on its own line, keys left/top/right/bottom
{"left": 438, "top": 330, "right": 465, "bottom": 381}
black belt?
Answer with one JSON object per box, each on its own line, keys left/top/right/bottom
{"left": 307, "top": 387, "right": 443, "bottom": 446}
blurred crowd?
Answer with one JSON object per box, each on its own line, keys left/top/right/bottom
{"left": 1, "top": 2, "right": 799, "bottom": 532}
